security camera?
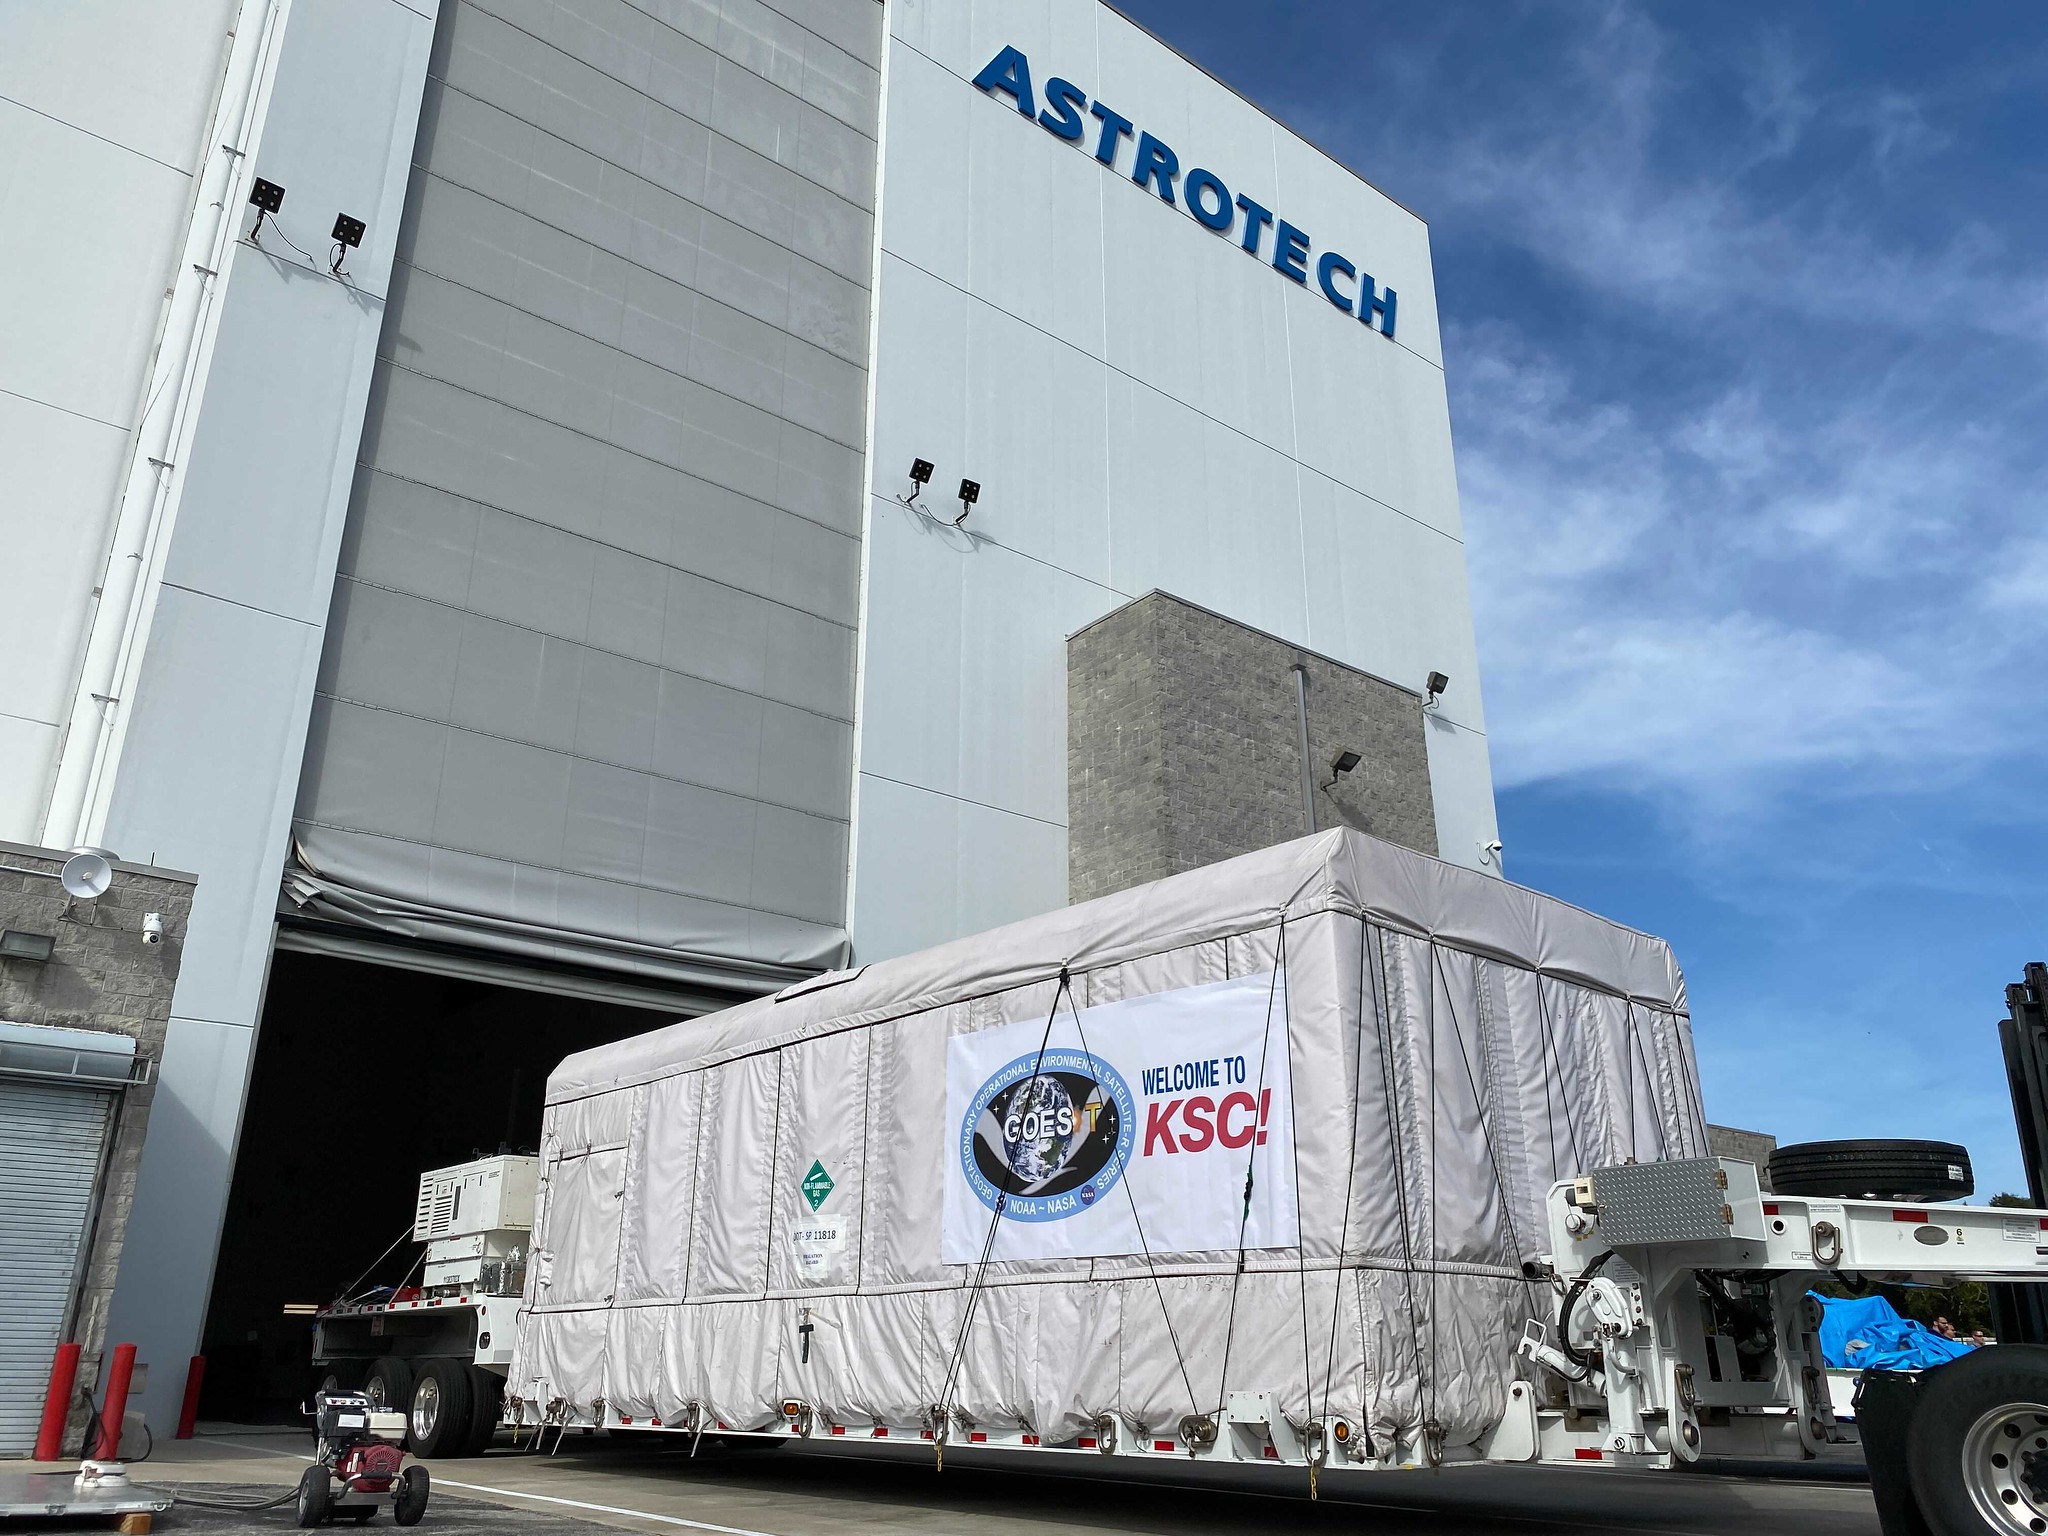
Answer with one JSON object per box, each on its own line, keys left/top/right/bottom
{"left": 1481, "top": 839, "right": 1504, "bottom": 862}
{"left": 142, "top": 912, "right": 164, "bottom": 946}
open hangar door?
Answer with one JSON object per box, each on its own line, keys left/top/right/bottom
{"left": 198, "top": 943, "right": 721, "bottom": 1423}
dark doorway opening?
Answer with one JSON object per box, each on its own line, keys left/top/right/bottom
{"left": 198, "top": 948, "right": 668, "bottom": 1422}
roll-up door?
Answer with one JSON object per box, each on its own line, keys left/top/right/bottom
{"left": 0, "top": 1078, "right": 115, "bottom": 1453}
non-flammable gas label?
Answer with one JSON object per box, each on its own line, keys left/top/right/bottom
{"left": 802, "top": 1159, "right": 834, "bottom": 1212}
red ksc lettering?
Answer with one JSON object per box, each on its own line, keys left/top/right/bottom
{"left": 1179, "top": 1094, "right": 1216, "bottom": 1152}
{"left": 1145, "top": 1099, "right": 1181, "bottom": 1155}
{"left": 1217, "top": 1090, "right": 1258, "bottom": 1149}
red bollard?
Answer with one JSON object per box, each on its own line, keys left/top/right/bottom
{"left": 95, "top": 1343, "right": 136, "bottom": 1461}
{"left": 176, "top": 1355, "right": 205, "bottom": 1439}
{"left": 34, "top": 1343, "right": 81, "bottom": 1461}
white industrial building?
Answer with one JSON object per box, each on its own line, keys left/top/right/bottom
{"left": 0, "top": 0, "right": 1495, "bottom": 1430}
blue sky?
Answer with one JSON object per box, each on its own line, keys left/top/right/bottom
{"left": 1116, "top": 1, "right": 2048, "bottom": 1192}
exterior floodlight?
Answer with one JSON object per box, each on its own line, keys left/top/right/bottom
{"left": 1321, "top": 748, "right": 1363, "bottom": 792}
{"left": 0, "top": 930, "right": 56, "bottom": 964}
{"left": 1424, "top": 670, "right": 1450, "bottom": 709}
{"left": 957, "top": 478, "right": 980, "bottom": 506}
{"left": 902, "top": 458, "right": 935, "bottom": 511}
{"left": 61, "top": 851, "right": 113, "bottom": 901}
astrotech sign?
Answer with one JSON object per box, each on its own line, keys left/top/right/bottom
{"left": 942, "top": 972, "right": 1300, "bottom": 1263}
{"left": 970, "top": 45, "right": 1400, "bottom": 340}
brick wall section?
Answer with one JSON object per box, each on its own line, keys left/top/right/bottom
{"left": 1068, "top": 592, "right": 1437, "bottom": 903}
{"left": 0, "top": 841, "right": 193, "bottom": 1452}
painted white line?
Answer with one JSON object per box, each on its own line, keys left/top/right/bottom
{"left": 432, "top": 1477, "right": 789, "bottom": 1536}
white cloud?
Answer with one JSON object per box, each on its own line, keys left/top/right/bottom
{"left": 1407, "top": 8, "right": 2048, "bottom": 350}
{"left": 1453, "top": 328, "right": 2044, "bottom": 806}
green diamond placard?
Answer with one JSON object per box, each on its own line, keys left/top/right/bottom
{"left": 801, "top": 1159, "right": 834, "bottom": 1212}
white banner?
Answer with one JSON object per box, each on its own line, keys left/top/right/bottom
{"left": 942, "top": 971, "right": 1297, "bottom": 1263}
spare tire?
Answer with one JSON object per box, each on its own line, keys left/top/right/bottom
{"left": 1768, "top": 1139, "right": 1973, "bottom": 1202}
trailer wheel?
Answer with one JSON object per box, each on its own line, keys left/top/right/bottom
{"left": 294, "top": 1466, "right": 331, "bottom": 1528}
{"left": 363, "top": 1357, "right": 414, "bottom": 1418}
{"left": 1907, "top": 1343, "right": 2048, "bottom": 1536}
{"left": 462, "top": 1367, "right": 503, "bottom": 1457}
{"left": 1768, "top": 1139, "right": 1973, "bottom": 1202}
{"left": 408, "top": 1359, "right": 474, "bottom": 1459}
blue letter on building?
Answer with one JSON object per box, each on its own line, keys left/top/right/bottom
{"left": 1235, "top": 194, "right": 1274, "bottom": 257}
{"left": 1358, "top": 271, "right": 1398, "bottom": 338}
{"left": 1131, "top": 132, "right": 1180, "bottom": 204}
{"left": 1315, "top": 251, "right": 1356, "bottom": 313}
{"left": 1272, "top": 221, "right": 1311, "bottom": 284}
{"left": 972, "top": 46, "right": 1036, "bottom": 117}
{"left": 1038, "top": 78, "right": 1088, "bottom": 141}
{"left": 1089, "top": 102, "right": 1135, "bottom": 167}
{"left": 1185, "top": 169, "right": 1234, "bottom": 232}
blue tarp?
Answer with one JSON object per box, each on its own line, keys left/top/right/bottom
{"left": 1811, "top": 1292, "right": 1977, "bottom": 1371}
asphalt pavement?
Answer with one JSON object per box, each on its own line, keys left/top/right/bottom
{"left": 19, "top": 1425, "right": 1883, "bottom": 1536}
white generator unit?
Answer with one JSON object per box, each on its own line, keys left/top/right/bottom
{"left": 413, "top": 1155, "right": 537, "bottom": 1295}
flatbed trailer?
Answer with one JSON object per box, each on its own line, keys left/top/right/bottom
{"left": 503, "top": 1155, "right": 2048, "bottom": 1533}
{"left": 484, "top": 832, "right": 2041, "bottom": 1533}
{"left": 310, "top": 1156, "right": 535, "bottom": 1457}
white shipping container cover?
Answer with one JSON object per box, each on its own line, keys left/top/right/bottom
{"left": 516, "top": 829, "right": 1704, "bottom": 1455}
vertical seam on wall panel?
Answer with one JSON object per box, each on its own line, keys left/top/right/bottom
{"left": 841, "top": 0, "right": 894, "bottom": 955}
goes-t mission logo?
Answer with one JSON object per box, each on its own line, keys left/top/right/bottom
{"left": 959, "top": 1048, "right": 1136, "bottom": 1223}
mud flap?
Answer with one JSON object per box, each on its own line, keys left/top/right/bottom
{"left": 1854, "top": 1370, "right": 1932, "bottom": 1536}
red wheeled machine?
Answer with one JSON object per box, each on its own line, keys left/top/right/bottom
{"left": 296, "top": 1389, "right": 429, "bottom": 1527}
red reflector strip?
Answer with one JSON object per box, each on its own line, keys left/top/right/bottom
{"left": 1575, "top": 1448, "right": 1605, "bottom": 1461}
{"left": 1262, "top": 1445, "right": 1278, "bottom": 1459}
{"left": 1154, "top": 1439, "right": 1177, "bottom": 1453}
{"left": 2038, "top": 1218, "right": 2048, "bottom": 1231}
{"left": 1078, "top": 1436, "right": 1097, "bottom": 1449}
{"left": 830, "top": 1425, "right": 845, "bottom": 1435}
{"left": 1762, "top": 1203, "right": 1778, "bottom": 1216}
{"left": 872, "top": 1427, "right": 888, "bottom": 1438}
{"left": 1892, "top": 1209, "right": 1929, "bottom": 1224}
{"left": 970, "top": 1432, "right": 988, "bottom": 1443}
{"left": 619, "top": 1416, "right": 634, "bottom": 1425}
{"left": 920, "top": 1431, "right": 932, "bottom": 1440}
{"left": 1021, "top": 1434, "right": 1039, "bottom": 1446}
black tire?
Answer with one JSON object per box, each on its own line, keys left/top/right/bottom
{"left": 316, "top": 1362, "right": 364, "bottom": 1395}
{"left": 1769, "top": 1139, "right": 1973, "bottom": 1202}
{"left": 295, "top": 1465, "right": 332, "bottom": 1528}
{"left": 1907, "top": 1343, "right": 2048, "bottom": 1536}
{"left": 362, "top": 1357, "right": 414, "bottom": 1418}
{"left": 392, "top": 1465, "right": 430, "bottom": 1528}
{"left": 407, "top": 1359, "right": 474, "bottom": 1459}
{"left": 461, "top": 1366, "right": 503, "bottom": 1456}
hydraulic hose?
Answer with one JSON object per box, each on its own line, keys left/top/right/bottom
{"left": 1558, "top": 1251, "right": 1617, "bottom": 1371}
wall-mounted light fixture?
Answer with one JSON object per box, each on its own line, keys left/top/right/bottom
{"left": 949, "top": 478, "right": 981, "bottom": 527}
{"left": 902, "top": 457, "right": 934, "bottom": 509}
{"left": 1424, "top": 671, "right": 1450, "bottom": 710}
{"left": 0, "top": 930, "right": 56, "bottom": 964}
{"left": 1322, "top": 749, "right": 1362, "bottom": 791}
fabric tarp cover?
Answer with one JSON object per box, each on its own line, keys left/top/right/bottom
{"left": 512, "top": 828, "right": 1706, "bottom": 1456}
{"left": 1811, "top": 1292, "right": 1976, "bottom": 1372}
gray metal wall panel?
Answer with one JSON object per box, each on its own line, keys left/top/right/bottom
{"left": 296, "top": 0, "right": 881, "bottom": 978}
